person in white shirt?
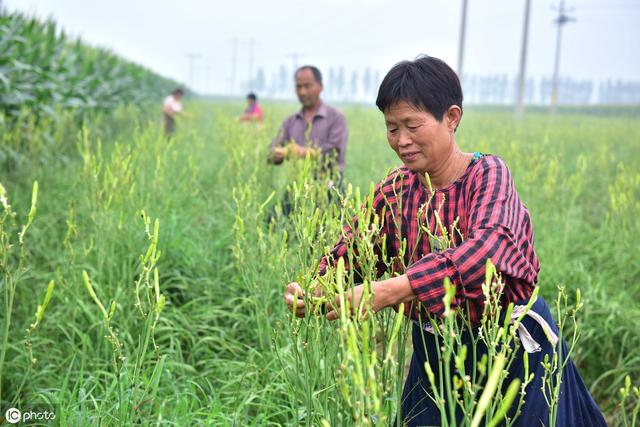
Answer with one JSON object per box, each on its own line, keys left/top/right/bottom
{"left": 163, "top": 88, "right": 185, "bottom": 135}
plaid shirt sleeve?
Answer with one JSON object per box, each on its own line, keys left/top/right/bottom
{"left": 317, "top": 177, "right": 391, "bottom": 279}
{"left": 406, "top": 157, "right": 539, "bottom": 323}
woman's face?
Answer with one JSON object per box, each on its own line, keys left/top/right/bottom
{"left": 383, "top": 101, "right": 459, "bottom": 174}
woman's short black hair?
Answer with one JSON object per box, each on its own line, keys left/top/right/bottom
{"left": 375, "top": 55, "right": 463, "bottom": 121}
{"left": 247, "top": 93, "right": 257, "bottom": 101}
{"left": 295, "top": 65, "right": 323, "bottom": 85}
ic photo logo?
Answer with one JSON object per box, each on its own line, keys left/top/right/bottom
{"left": 4, "top": 407, "right": 20, "bottom": 424}
{"left": 3, "top": 407, "right": 56, "bottom": 424}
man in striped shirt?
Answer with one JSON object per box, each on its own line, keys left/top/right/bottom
{"left": 284, "top": 55, "right": 605, "bottom": 426}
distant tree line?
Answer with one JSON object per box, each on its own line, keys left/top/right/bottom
{"left": 245, "top": 65, "right": 640, "bottom": 106}
{"left": 464, "top": 74, "right": 640, "bottom": 105}
{"left": 247, "top": 66, "right": 382, "bottom": 103}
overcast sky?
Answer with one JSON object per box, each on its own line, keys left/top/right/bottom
{"left": 6, "top": 0, "right": 640, "bottom": 96}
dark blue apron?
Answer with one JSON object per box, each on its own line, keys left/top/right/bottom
{"left": 399, "top": 297, "right": 607, "bottom": 426}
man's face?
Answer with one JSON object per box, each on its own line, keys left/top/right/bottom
{"left": 295, "top": 69, "right": 322, "bottom": 109}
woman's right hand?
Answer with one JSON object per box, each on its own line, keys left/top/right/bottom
{"left": 284, "top": 282, "right": 307, "bottom": 318}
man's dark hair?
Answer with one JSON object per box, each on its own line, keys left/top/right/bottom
{"left": 375, "top": 55, "right": 463, "bottom": 122}
{"left": 247, "top": 93, "right": 257, "bottom": 101}
{"left": 295, "top": 65, "right": 323, "bottom": 84}
{"left": 172, "top": 88, "right": 185, "bottom": 96}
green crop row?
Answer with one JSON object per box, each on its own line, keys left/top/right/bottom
{"left": 0, "top": 9, "right": 182, "bottom": 122}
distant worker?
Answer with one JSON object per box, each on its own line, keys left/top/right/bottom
{"left": 163, "top": 88, "right": 185, "bottom": 135}
{"left": 269, "top": 66, "right": 348, "bottom": 179}
{"left": 240, "top": 93, "right": 263, "bottom": 123}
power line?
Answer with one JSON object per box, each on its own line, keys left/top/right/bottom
{"left": 579, "top": 1, "right": 640, "bottom": 8}
{"left": 186, "top": 53, "right": 200, "bottom": 90}
{"left": 248, "top": 38, "right": 255, "bottom": 91}
{"left": 230, "top": 37, "right": 238, "bottom": 96}
{"left": 204, "top": 64, "right": 211, "bottom": 94}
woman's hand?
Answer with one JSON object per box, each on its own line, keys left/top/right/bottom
{"left": 284, "top": 282, "right": 323, "bottom": 318}
{"left": 284, "top": 282, "right": 307, "bottom": 318}
{"left": 325, "top": 275, "right": 415, "bottom": 321}
{"left": 285, "top": 275, "right": 415, "bottom": 321}
{"left": 325, "top": 282, "right": 379, "bottom": 321}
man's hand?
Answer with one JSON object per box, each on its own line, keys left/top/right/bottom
{"left": 284, "top": 142, "right": 306, "bottom": 158}
{"left": 272, "top": 147, "right": 285, "bottom": 163}
{"left": 294, "top": 145, "right": 307, "bottom": 158}
{"left": 308, "top": 147, "right": 320, "bottom": 159}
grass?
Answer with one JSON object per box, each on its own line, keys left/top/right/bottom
{"left": 0, "top": 100, "right": 638, "bottom": 425}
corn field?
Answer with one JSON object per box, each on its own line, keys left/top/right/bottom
{"left": 0, "top": 10, "right": 180, "bottom": 121}
{"left": 1, "top": 10, "right": 640, "bottom": 427}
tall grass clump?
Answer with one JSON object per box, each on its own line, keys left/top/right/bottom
{"left": 0, "top": 181, "right": 40, "bottom": 404}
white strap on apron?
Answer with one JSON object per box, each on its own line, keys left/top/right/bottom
{"left": 414, "top": 304, "right": 559, "bottom": 354}
{"left": 511, "top": 304, "right": 559, "bottom": 353}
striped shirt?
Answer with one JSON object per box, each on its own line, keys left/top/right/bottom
{"left": 318, "top": 154, "right": 539, "bottom": 324}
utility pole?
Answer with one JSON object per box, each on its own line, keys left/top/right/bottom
{"left": 248, "top": 38, "right": 255, "bottom": 91}
{"left": 186, "top": 53, "right": 200, "bottom": 91}
{"left": 286, "top": 53, "right": 303, "bottom": 72}
{"left": 230, "top": 37, "right": 238, "bottom": 96}
{"left": 515, "top": 0, "right": 531, "bottom": 120}
{"left": 550, "top": 0, "right": 575, "bottom": 115}
{"left": 457, "top": 0, "right": 469, "bottom": 83}
{"left": 204, "top": 65, "right": 211, "bottom": 95}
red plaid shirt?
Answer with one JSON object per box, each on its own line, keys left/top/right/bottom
{"left": 318, "top": 155, "right": 539, "bottom": 324}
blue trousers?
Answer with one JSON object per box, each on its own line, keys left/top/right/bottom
{"left": 399, "top": 297, "right": 607, "bottom": 426}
